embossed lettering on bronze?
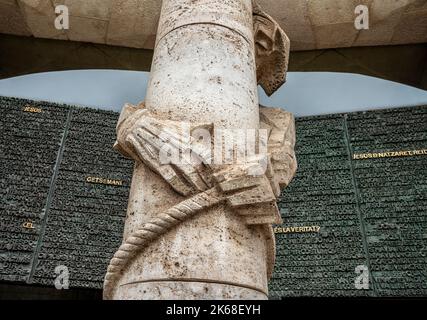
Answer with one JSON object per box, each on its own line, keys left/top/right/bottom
{"left": 22, "top": 221, "right": 35, "bottom": 229}
{"left": 274, "top": 226, "right": 320, "bottom": 234}
{"left": 353, "top": 149, "right": 427, "bottom": 160}
{"left": 86, "top": 176, "right": 124, "bottom": 186}
{"left": 23, "top": 105, "right": 42, "bottom": 113}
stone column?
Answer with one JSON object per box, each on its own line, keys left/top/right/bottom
{"left": 103, "top": 0, "right": 296, "bottom": 300}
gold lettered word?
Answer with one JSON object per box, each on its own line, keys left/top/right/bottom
{"left": 22, "top": 221, "right": 35, "bottom": 230}
{"left": 86, "top": 176, "right": 123, "bottom": 186}
{"left": 23, "top": 105, "right": 42, "bottom": 113}
{"left": 274, "top": 226, "right": 321, "bottom": 234}
{"left": 353, "top": 149, "right": 427, "bottom": 160}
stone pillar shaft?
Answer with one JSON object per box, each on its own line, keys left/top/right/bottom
{"left": 113, "top": 0, "right": 269, "bottom": 300}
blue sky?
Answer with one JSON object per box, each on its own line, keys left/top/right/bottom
{"left": 0, "top": 70, "right": 426, "bottom": 117}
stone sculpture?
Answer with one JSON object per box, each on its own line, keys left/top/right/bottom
{"left": 104, "top": 0, "right": 296, "bottom": 300}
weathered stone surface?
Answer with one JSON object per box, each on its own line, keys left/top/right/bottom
{"left": 355, "top": 0, "right": 406, "bottom": 46}
{"left": 66, "top": 16, "right": 108, "bottom": 44}
{"left": 103, "top": 101, "right": 297, "bottom": 299}
{"left": 104, "top": 0, "right": 296, "bottom": 300}
{"left": 0, "top": 0, "right": 31, "bottom": 36}
{"left": 253, "top": 3, "right": 290, "bottom": 96}
{"left": 106, "top": 0, "right": 160, "bottom": 49}
{"left": 307, "top": 0, "right": 360, "bottom": 48}
{"left": 1, "top": 0, "right": 426, "bottom": 50}
{"left": 391, "top": 9, "right": 427, "bottom": 44}
{"left": 18, "top": 0, "right": 67, "bottom": 40}
{"left": 258, "top": 0, "right": 315, "bottom": 51}
{"left": 52, "top": 0, "right": 112, "bottom": 20}
{"left": 51, "top": 0, "right": 111, "bottom": 44}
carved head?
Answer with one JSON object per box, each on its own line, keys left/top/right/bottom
{"left": 253, "top": 2, "right": 290, "bottom": 96}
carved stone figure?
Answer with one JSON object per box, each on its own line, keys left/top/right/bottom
{"left": 104, "top": 0, "right": 296, "bottom": 300}
{"left": 253, "top": 2, "right": 290, "bottom": 96}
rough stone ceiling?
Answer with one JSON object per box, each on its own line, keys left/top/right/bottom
{"left": 0, "top": 0, "right": 426, "bottom": 51}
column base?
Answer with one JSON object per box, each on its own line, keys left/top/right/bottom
{"left": 113, "top": 280, "right": 268, "bottom": 300}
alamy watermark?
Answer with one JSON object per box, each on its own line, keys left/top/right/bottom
{"left": 154, "top": 124, "right": 270, "bottom": 175}
{"left": 54, "top": 5, "right": 69, "bottom": 30}
{"left": 355, "top": 265, "right": 369, "bottom": 290}
{"left": 54, "top": 265, "right": 69, "bottom": 290}
{"left": 354, "top": 5, "right": 369, "bottom": 30}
